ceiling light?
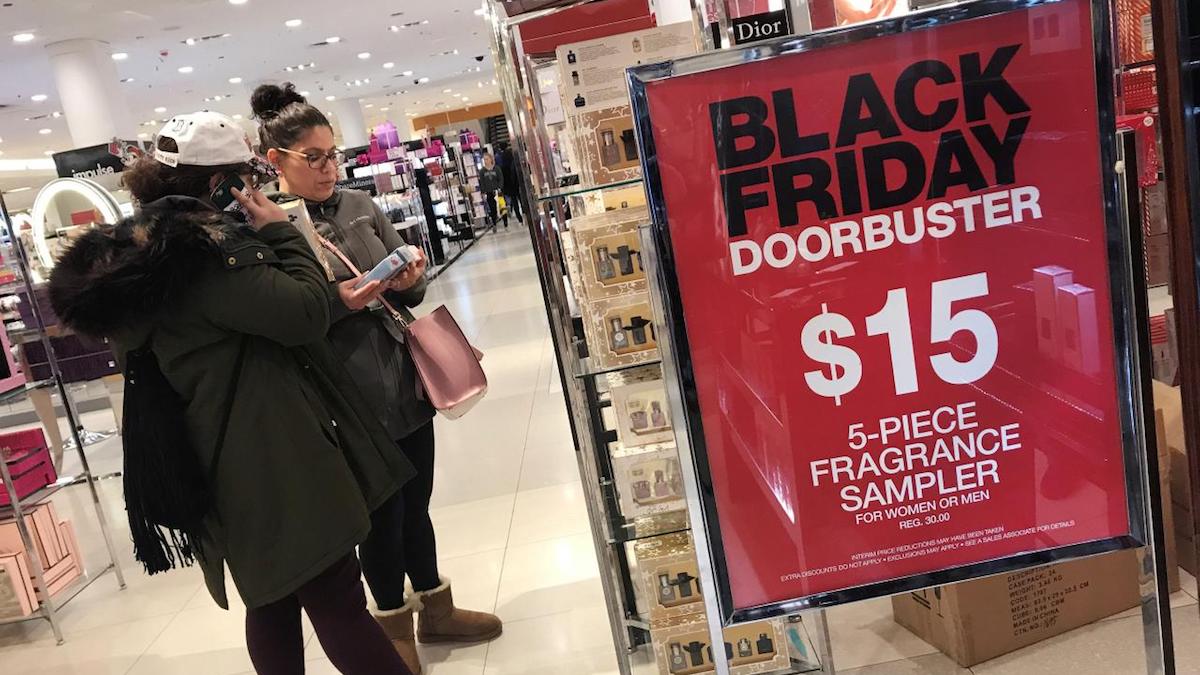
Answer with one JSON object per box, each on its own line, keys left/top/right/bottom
{"left": 0, "top": 151, "right": 5, "bottom": 156}
{"left": 112, "top": 52, "right": 129, "bottom": 61}
{"left": 121, "top": 77, "right": 136, "bottom": 83}
{"left": 12, "top": 33, "right": 35, "bottom": 44}
{"left": 233, "top": 114, "right": 244, "bottom": 120}
{"left": 213, "top": 95, "right": 224, "bottom": 101}
{"left": 300, "top": 90, "right": 311, "bottom": 96}
{"left": 402, "top": 70, "right": 414, "bottom": 77}
{"left": 38, "top": 129, "right": 51, "bottom": 135}
{"left": 43, "top": 150, "right": 54, "bottom": 156}
{"left": 477, "top": 81, "right": 483, "bottom": 88}
{"left": 285, "top": 18, "right": 303, "bottom": 27}
{"left": 178, "top": 66, "right": 194, "bottom": 74}
{"left": 462, "top": 96, "right": 470, "bottom": 101}
{"left": 358, "top": 52, "right": 371, "bottom": 60}
{"left": 154, "top": 106, "right": 167, "bottom": 113}
{"left": 389, "top": 26, "right": 400, "bottom": 32}
{"left": 229, "top": 0, "right": 249, "bottom": 4}
{"left": 30, "top": 94, "right": 47, "bottom": 102}
{"left": 325, "top": 95, "right": 337, "bottom": 101}
{"left": 6, "top": 187, "right": 31, "bottom": 194}
{"left": 137, "top": 133, "right": 149, "bottom": 139}
{"left": 325, "top": 36, "right": 341, "bottom": 44}
{"left": 380, "top": 107, "right": 389, "bottom": 112}
{"left": 229, "top": 77, "right": 243, "bottom": 84}
{"left": 442, "top": 89, "right": 452, "bottom": 93}
{"left": 51, "top": 111, "right": 62, "bottom": 118}
{"left": 383, "top": 62, "right": 395, "bottom": 69}
{"left": 418, "top": 77, "right": 430, "bottom": 84}
{"left": 185, "top": 37, "right": 197, "bottom": 46}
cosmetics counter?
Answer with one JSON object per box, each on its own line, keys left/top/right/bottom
{"left": 487, "top": 0, "right": 1200, "bottom": 673}
{"left": 337, "top": 128, "right": 496, "bottom": 280}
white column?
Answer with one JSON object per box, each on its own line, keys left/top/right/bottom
{"left": 45, "top": 39, "right": 136, "bottom": 148}
{"left": 330, "top": 97, "right": 370, "bottom": 148}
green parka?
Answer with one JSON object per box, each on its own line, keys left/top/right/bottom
{"left": 48, "top": 197, "right": 414, "bottom": 609}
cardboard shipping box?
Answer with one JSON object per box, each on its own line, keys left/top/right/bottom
{"left": 892, "top": 549, "right": 1141, "bottom": 667}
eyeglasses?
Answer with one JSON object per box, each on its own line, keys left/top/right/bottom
{"left": 277, "top": 147, "right": 346, "bottom": 170}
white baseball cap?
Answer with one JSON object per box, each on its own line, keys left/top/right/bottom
{"left": 153, "top": 111, "right": 255, "bottom": 168}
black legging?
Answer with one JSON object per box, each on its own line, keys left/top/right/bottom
{"left": 360, "top": 422, "right": 439, "bottom": 611}
{"left": 245, "top": 554, "right": 412, "bottom": 675}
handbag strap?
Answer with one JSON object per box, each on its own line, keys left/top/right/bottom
{"left": 318, "top": 236, "right": 409, "bottom": 327}
{"left": 208, "top": 335, "right": 250, "bottom": 482}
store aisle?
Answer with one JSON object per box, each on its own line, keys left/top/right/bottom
{"left": 0, "top": 230, "right": 622, "bottom": 675}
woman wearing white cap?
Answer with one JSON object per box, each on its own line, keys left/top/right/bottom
{"left": 48, "top": 111, "right": 415, "bottom": 675}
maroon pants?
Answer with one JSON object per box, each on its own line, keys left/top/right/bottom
{"left": 245, "top": 554, "right": 412, "bottom": 675}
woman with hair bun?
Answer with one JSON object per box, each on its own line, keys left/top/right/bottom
{"left": 250, "top": 83, "right": 501, "bottom": 675}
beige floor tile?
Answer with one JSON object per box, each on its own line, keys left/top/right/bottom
{"left": 125, "top": 604, "right": 252, "bottom": 675}
{"left": 507, "top": 482, "right": 591, "bottom": 547}
{"left": 481, "top": 605, "right": 619, "bottom": 675}
{"left": 837, "top": 652, "right": 970, "bottom": 675}
{"left": 494, "top": 533, "right": 605, "bottom": 623}
{"left": 429, "top": 494, "right": 516, "bottom": 560}
{"left": 826, "top": 597, "right": 938, "bottom": 671}
{"left": 0, "top": 615, "right": 172, "bottom": 675}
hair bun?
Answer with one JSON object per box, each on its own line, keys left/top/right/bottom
{"left": 251, "top": 83, "right": 307, "bottom": 121}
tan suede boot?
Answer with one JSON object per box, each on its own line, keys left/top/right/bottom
{"left": 416, "top": 578, "right": 503, "bottom": 644}
{"left": 372, "top": 599, "right": 423, "bottom": 675}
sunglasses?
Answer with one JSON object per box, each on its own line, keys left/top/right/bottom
{"left": 277, "top": 147, "right": 346, "bottom": 170}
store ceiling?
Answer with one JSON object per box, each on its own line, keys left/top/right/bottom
{"left": 0, "top": 0, "right": 502, "bottom": 165}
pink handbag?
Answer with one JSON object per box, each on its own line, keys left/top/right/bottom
{"left": 321, "top": 238, "right": 488, "bottom": 419}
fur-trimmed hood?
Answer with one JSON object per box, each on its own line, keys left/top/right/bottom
{"left": 49, "top": 196, "right": 249, "bottom": 340}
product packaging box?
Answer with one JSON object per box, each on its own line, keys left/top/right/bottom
{"left": 1157, "top": 380, "right": 1198, "bottom": 575}
{"left": 635, "top": 532, "right": 705, "bottom": 624}
{"left": 581, "top": 292, "right": 660, "bottom": 369}
{"left": 892, "top": 548, "right": 1142, "bottom": 667}
{"left": 1032, "top": 266, "right": 1073, "bottom": 359}
{"left": 0, "top": 552, "right": 37, "bottom": 618}
{"left": 651, "top": 613, "right": 791, "bottom": 675}
{"left": 613, "top": 443, "right": 686, "bottom": 519}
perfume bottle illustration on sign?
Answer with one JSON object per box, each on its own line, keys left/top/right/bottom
{"left": 668, "top": 643, "right": 688, "bottom": 672}
{"left": 737, "top": 637, "right": 753, "bottom": 658}
{"left": 571, "top": 70, "right": 580, "bottom": 86}
{"left": 632, "top": 479, "right": 652, "bottom": 501}
{"left": 658, "top": 574, "right": 676, "bottom": 604}
{"left": 595, "top": 245, "right": 616, "bottom": 280}
{"left": 610, "top": 318, "right": 629, "bottom": 352}
{"left": 632, "top": 38, "right": 643, "bottom": 53}
{"left": 600, "top": 129, "right": 620, "bottom": 167}
{"left": 567, "top": 50, "right": 577, "bottom": 64}
{"left": 756, "top": 632, "right": 775, "bottom": 655}
{"left": 613, "top": 245, "right": 637, "bottom": 275}
{"left": 650, "top": 401, "right": 667, "bottom": 429}
{"left": 629, "top": 405, "right": 649, "bottom": 431}
{"left": 629, "top": 316, "right": 649, "bottom": 345}
{"left": 674, "top": 571, "right": 696, "bottom": 597}
{"left": 653, "top": 470, "right": 670, "bottom": 497}
{"left": 621, "top": 128, "right": 639, "bottom": 161}
{"left": 574, "top": 93, "right": 586, "bottom": 108}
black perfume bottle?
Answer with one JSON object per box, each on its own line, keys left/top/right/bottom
{"left": 612, "top": 245, "right": 636, "bottom": 275}
{"left": 683, "top": 641, "right": 706, "bottom": 667}
{"left": 571, "top": 70, "right": 580, "bottom": 86}
{"left": 621, "top": 128, "right": 639, "bottom": 161}
{"left": 567, "top": 49, "right": 577, "bottom": 64}
{"left": 574, "top": 93, "right": 586, "bottom": 108}
{"left": 675, "top": 571, "right": 697, "bottom": 597}
{"left": 756, "top": 632, "right": 775, "bottom": 654}
{"left": 629, "top": 316, "right": 650, "bottom": 345}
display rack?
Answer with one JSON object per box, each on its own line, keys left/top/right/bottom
{"left": 486, "top": 4, "right": 831, "bottom": 674}
{"left": 0, "top": 191, "right": 127, "bottom": 645}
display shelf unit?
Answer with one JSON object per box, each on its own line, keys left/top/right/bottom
{"left": 486, "top": 3, "right": 829, "bottom": 673}
{"left": 0, "top": 192, "right": 127, "bottom": 645}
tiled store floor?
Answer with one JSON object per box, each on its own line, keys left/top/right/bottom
{"left": 0, "top": 230, "right": 1198, "bottom": 674}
